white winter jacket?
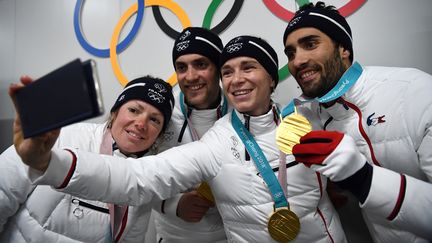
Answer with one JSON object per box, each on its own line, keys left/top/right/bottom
{"left": 31, "top": 106, "right": 347, "bottom": 243}
{"left": 312, "top": 64, "right": 432, "bottom": 242}
{"left": 153, "top": 88, "right": 229, "bottom": 243}
{"left": 0, "top": 123, "right": 151, "bottom": 243}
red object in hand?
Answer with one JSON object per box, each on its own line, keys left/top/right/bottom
{"left": 293, "top": 131, "right": 344, "bottom": 167}
{"left": 292, "top": 130, "right": 367, "bottom": 182}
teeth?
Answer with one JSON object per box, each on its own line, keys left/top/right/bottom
{"left": 189, "top": 84, "right": 203, "bottom": 90}
{"left": 128, "top": 131, "right": 143, "bottom": 139}
{"left": 233, "top": 90, "right": 250, "bottom": 96}
{"left": 301, "top": 71, "right": 315, "bottom": 79}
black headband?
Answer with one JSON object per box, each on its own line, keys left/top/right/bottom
{"left": 220, "top": 35, "right": 279, "bottom": 85}
{"left": 283, "top": 8, "right": 353, "bottom": 61}
{"left": 172, "top": 27, "right": 223, "bottom": 68}
{"left": 111, "top": 77, "right": 175, "bottom": 131}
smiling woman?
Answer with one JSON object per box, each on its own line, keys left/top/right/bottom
{"left": 108, "top": 77, "right": 175, "bottom": 156}
{"left": 0, "top": 75, "right": 175, "bottom": 242}
{"left": 220, "top": 36, "right": 279, "bottom": 117}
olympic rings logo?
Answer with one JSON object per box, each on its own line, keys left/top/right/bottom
{"left": 263, "top": 0, "right": 367, "bottom": 21}
{"left": 226, "top": 43, "right": 243, "bottom": 53}
{"left": 148, "top": 90, "right": 165, "bottom": 103}
{"left": 176, "top": 41, "right": 190, "bottom": 52}
{"left": 74, "top": 0, "right": 366, "bottom": 86}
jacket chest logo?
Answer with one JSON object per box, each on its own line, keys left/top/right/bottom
{"left": 367, "top": 112, "right": 386, "bottom": 126}
{"left": 230, "top": 136, "right": 242, "bottom": 162}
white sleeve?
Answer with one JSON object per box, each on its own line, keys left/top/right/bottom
{"left": 0, "top": 146, "right": 36, "bottom": 232}
{"left": 361, "top": 165, "right": 432, "bottom": 239}
{"left": 30, "top": 141, "right": 220, "bottom": 207}
{"left": 153, "top": 194, "right": 183, "bottom": 218}
{"left": 417, "top": 123, "right": 432, "bottom": 181}
{"left": 406, "top": 70, "right": 432, "bottom": 181}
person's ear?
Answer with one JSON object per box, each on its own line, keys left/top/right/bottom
{"left": 270, "top": 79, "right": 276, "bottom": 92}
{"left": 339, "top": 46, "right": 350, "bottom": 60}
{"left": 108, "top": 111, "right": 118, "bottom": 128}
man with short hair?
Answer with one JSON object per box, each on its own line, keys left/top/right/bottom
{"left": 153, "top": 26, "right": 228, "bottom": 243}
{"left": 282, "top": 2, "right": 432, "bottom": 242}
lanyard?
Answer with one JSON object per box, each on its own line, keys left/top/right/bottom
{"left": 281, "top": 61, "right": 363, "bottom": 118}
{"left": 179, "top": 91, "right": 228, "bottom": 141}
{"left": 100, "top": 129, "right": 127, "bottom": 243}
{"left": 231, "top": 111, "right": 289, "bottom": 208}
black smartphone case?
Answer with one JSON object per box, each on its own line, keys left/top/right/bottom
{"left": 15, "top": 58, "right": 104, "bottom": 138}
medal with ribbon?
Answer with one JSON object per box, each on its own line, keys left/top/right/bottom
{"left": 280, "top": 62, "right": 363, "bottom": 118}
{"left": 231, "top": 111, "right": 300, "bottom": 242}
{"left": 276, "top": 62, "right": 363, "bottom": 153}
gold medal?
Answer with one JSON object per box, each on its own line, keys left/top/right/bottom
{"left": 196, "top": 182, "right": 215, "bottom": 203}
{"left": 268, "top": 208, "right": 300, "bottom": 242}
{"left": 276, "top": 112, "right": 312, "bottom": 154}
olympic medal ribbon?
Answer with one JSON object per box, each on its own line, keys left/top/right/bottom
{"left": 231, "top": 112, "right": 289, "bottom": 208}
{"left": 281, "top": 62, "right": 363, "bottom": 118}
{"left": 231, "top": 111, "right": 300, "bottom": 242}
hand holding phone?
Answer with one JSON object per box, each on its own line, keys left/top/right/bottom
{"left": 9, "top": 76, "right": 60, "bottom": 172}
{"left": 14, "top": 58, "right": 104, "bottom": 138}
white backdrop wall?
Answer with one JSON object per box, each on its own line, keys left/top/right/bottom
{"left": 1, "top": 0, "right": 432, "bottom": 123}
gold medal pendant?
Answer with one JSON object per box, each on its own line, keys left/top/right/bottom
{"left": 268, "top": 208, "right": 300, "bottom": 242}
{"left": 196, "top": 182, "right": 215, "bottom": 202}
{"left": 276, "top": 111, "right": 312, "bottom": 154}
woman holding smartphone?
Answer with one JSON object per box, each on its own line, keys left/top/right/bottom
{"left": 0, "top": 75, "right": 174, "bottom": 242}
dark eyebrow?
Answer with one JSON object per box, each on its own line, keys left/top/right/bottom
{"left": 298, "top": 34, "right": 320, "bottom": 44}
{"left": 284, "top": 34, "right": 320, "bottom": 54}
{"left": 175, "top": 56, "right": 209, "bottom": 67}
{"left": 192, "top": 57, "right": 209, "bottom": 63}
{"left": 131, "top": 101, "right": 164, "bottom": 118}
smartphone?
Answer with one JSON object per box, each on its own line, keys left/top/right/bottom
{"left": 15, "top": 58, "right": 104, "bottom": 138}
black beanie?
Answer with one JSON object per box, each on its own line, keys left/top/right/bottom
{"left": 172, "top": 27, "right": 223, "bottom": 68}
{"left": 283, "top": 7, "right": 353, "bottom": 61}
{"left": 111, "top": 76, "right": 175, "bottom": 131}
{"left": 220, "top": 35, "right": 279, "bottom": 86}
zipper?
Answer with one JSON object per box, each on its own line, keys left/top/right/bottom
{"left": 72, "top": 198, "right": 109, "bottom": 218}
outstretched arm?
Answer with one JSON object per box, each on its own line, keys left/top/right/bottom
{"left": 29, "top": 142, "right": 219, "bottom": 206}
{"left": 9, "top": 77, "right": 221, "bottom": 208}
{"left": 361, "top": 165, "right": 432, "bottom": 239}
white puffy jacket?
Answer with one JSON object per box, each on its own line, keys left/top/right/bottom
{"left": 153, "top": 88, "right": 229, "bottom": 243}
{"left": 0, "top": 123, "right": 151, "bottom": 243}
{"left": 31, "top": 106, "right": 347, "bottom": 243}
{"left": 312, "top": 64, "right": 432, "bottom": 242}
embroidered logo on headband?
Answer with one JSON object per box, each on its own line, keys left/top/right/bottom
{"left": 179, "top": 30, "right": 191, "bottom": 41}
{"left": 176, "top": 40, "right": 190, "bottom": 52}
{"left": 288, "top": 16, "right": 302, "bottom": 28}
{"left": 148, "top": 82, "right": 168, "bottom": 104}
{"left": 226, "top": 43, "right": 243, "bottom": 53}
{"left": 154, "top": 83, "right": 167, "bottom": 93}
{"left": 148, "top": 89, "right": 165, "bottom": 103}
